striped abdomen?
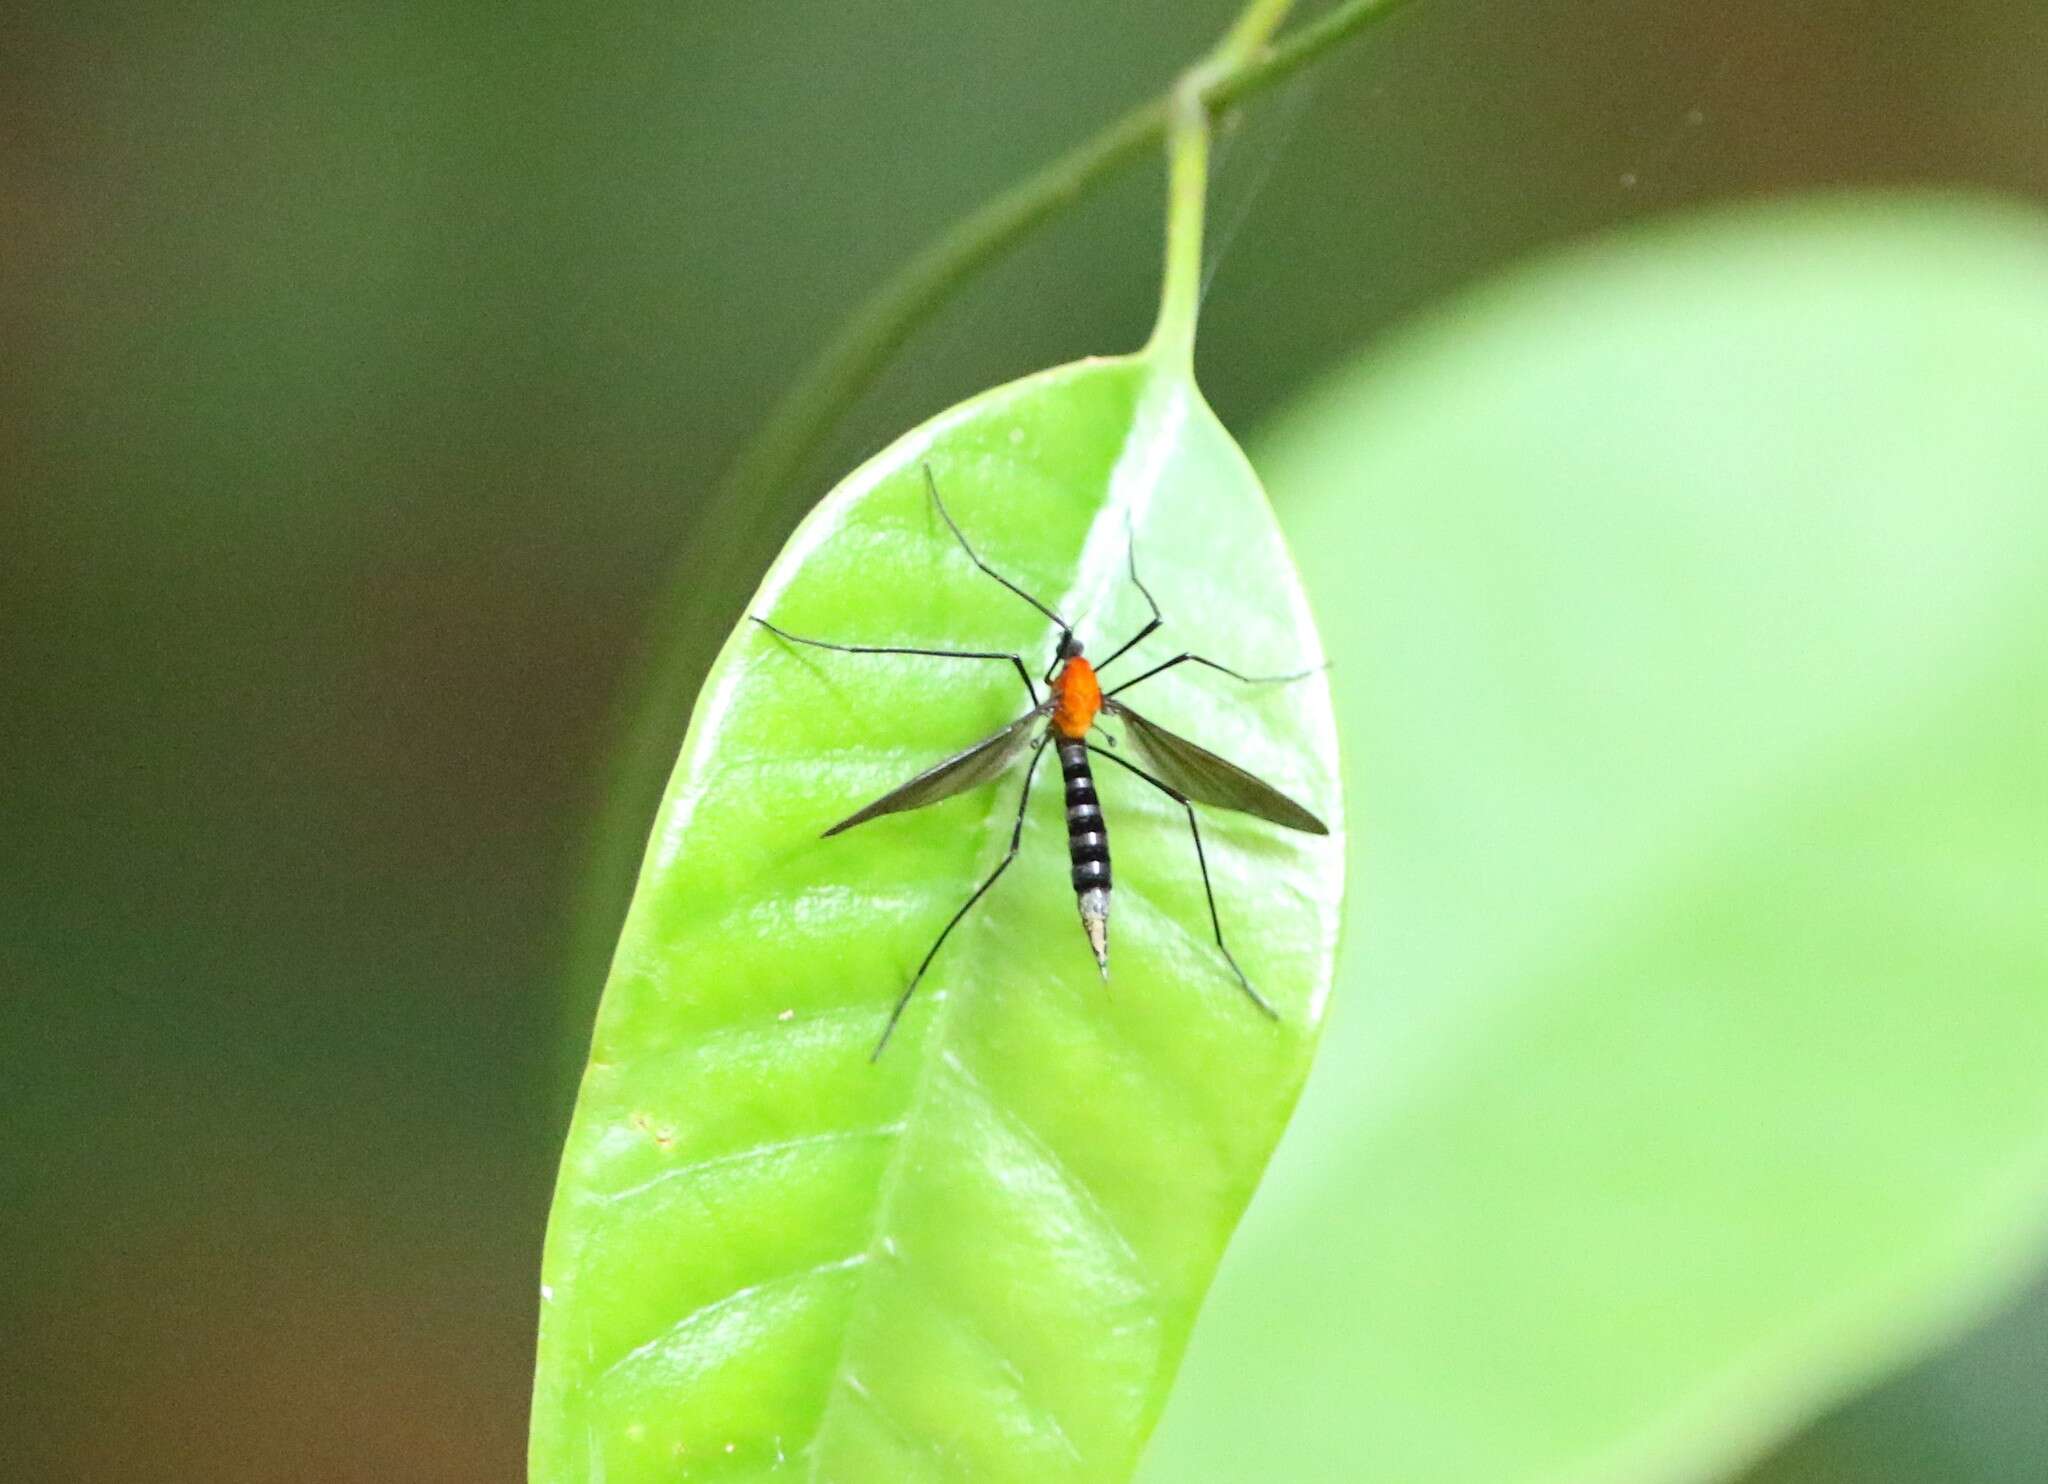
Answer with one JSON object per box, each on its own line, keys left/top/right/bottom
{"left": 1059, "top": 738, "right": 1112, "bottom": 975}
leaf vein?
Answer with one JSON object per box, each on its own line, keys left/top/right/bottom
{"left": 837, "top": 1370, "right": 962, "bottom": 1478}
{"left": 889, "top": 1253, "right": 1090, "bottom": 1468}
{"left": 599, "top": 1122, "right": 909, "bottom": 1206}
{"left": 599, "top": 1250, "right": 871, "bottom": 1384}
{"left": 939, "top": 1048, "right": 1150, "bottom": 1287}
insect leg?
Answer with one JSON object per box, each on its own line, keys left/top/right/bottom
{"left": 872, "top": 732, "right": 1054, "bottom": 1060}
{"left": 1086, "top": 743, "right": 1279, "bottom": 1021}
{"left": 1103, "top": 650, "right": 1321, "bottom": 700}
{"left": 1091, "top": 521, "right": 1164, "bottom": 676}
{"left": 751, "top": 616, "right": 1040, "bottom": 707}
{"left": 924, "top": 465, "right": 1072, "bottom": 640}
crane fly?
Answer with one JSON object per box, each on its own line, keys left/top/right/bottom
{"left": 753, "top": 466, "right": 1328, "bottom": 1059}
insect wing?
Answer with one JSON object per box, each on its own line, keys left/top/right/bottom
{"left": 1108, "top": 701, "right": 1328, "bottom": 835}
{"left": 823, "top": 710, "right": 1046, "bottom": 837}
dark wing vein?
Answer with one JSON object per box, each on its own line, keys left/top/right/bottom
{"left": 823, "top": 709, "right": 1048, "bottom": 837}
{"left": 1106, "top": 701, "right": 1327, "bottom": 835}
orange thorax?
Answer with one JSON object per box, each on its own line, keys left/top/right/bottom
{"left": 1052, "top": 656, "right": 1102, "bottom": 739}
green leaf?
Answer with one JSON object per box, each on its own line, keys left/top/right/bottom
{"left": 532, "top": 354, "right": 1343, "bottom": 1481}
{"left": 1141, "top": 196, "right": 2048, "bottom": 1483}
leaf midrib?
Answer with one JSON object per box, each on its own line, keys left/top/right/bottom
{"left": 799, "top": 383, "right": 1183, "bottom": 1480}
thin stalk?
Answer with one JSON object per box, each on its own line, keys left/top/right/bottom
{"left": 1147, "top": 0, "right": 1299, "bottom": 364}
{"left": 1213, "top": 0, "right": 1417, "bottom": 111}
{"left": 1215, "top": 0, "right": 1301, "bottom": 71}
{"left": 718, "top": 0, "right": 1411, "bottom": 542}
{"left": 1146, "top": 80, "right": 1213, "bottom": 370}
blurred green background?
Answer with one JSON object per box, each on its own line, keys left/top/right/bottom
{"left": 5, "top": 2, "right": 2046, "bottom": 1480}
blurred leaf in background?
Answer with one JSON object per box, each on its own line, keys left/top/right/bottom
{"left": 4, "top": 1, "right": 2048, "bottom": 1481}
{"left": 1145, "top": 195, "right": 2048, "bottom": 1483}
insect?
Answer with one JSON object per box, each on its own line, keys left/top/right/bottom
{"left": 753, "top": 467, "right": 1328, "bottom": 1058}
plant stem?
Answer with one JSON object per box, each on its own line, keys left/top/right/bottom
{"left": 567, "top": 0, "right": 1419, "bottom": 1014}
{"left": 1211, "top": 0, "right": 1417, "bottom": 111}
{"left": 1148, "top": 0, "right": 1301, "bottom": 365}
{"left": 722, "top": 0, "right": 1410, "bottom": 540}
{"left": 1216, "top": 0, "right": 1302, "bottom": 62}
{"left": 1146, "top": 79, "right": 1212, "bottom": 371}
